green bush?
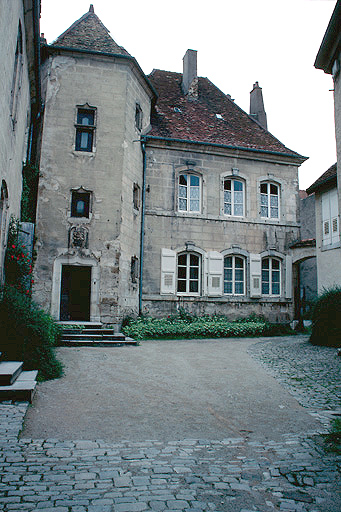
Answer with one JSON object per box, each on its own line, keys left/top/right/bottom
{"left": 122, "top": 314, "right": 293, "bottom": 340}
{"left": 0, "top": 285, "right": 63, "bottom": 381}
{"left": 323, "top": 417, "right": 341, "bottom": 454}
{"left": 310, "top": 287, "right": 341, "bottom": 347}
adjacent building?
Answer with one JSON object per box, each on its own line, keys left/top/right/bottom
{"left": 33, "top": 5, "right": 307, "bottom": 325}
{"left": 308, "top": 0, "right": 341, "bottom": 292}
{"left": 0, "top": 0, "right": 41, "bottom": 283}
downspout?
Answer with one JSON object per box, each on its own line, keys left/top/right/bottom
{"left": 139, "top": 139, "right": 147, "bottom": 315}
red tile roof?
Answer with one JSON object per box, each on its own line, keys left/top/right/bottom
{"left": 51, "top": 6, "right": 130, "bottom": 56}
{"left": 147, "top": 69, "right": 305, "bottom": 158}
{"left": 306, "top": 163, "right": 337, "bottom": 194}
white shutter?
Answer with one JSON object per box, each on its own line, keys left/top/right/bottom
{"left": 207, "top": 251, "right": 223, "bottom": 296}
{"left": 203, "top": 253, "right": 208, "bottom": 296}
{"left": 285, "top": 255, "right": 292, "bottom": 299}
{"left": 160, "top": 248, "right": 176, "bottom": 294}
{"left": 250, "top": 254, "right": 261, "bottom": 298}
{"left": 322, "top": 192, "right": 331, "bottom": 245}
{"left": 330, "top": 189, "right": 339, "bottom": 244}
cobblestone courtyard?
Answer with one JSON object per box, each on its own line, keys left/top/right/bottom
{"left": 0, "top": 335, "right": 340, "bottom": 511}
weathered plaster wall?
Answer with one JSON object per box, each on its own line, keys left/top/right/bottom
{"left": 142, "top": 143, "right": 300, "bottom": 321}
{"left": 33, "top": 52, "right": 152, "bottom": 323}
{"left": 0, "top": 0, "right": 31, "bottom": 279}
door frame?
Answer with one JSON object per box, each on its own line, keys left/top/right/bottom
{"left": 51, "top": 254, "right": 100, "bottom": 322}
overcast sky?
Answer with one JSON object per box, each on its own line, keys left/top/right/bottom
{"left": 40, "top": 0, "right": 337, "bottom": 190}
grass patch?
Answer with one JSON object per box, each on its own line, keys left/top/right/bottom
{"left": 122, "top": 314, "right": 293, "bottom": 341}
{"left": 323, "top": 418, "right": 341, "bottom": 454}
{"left": 0, "top": 285, "right": 63, "bottom": 381}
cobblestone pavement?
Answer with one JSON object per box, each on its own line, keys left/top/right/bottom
{"left": 0, "top": 335, "right": 340, "bottom": 512}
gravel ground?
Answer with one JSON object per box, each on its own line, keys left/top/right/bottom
{"left": 248, "top": 335, "right": 341, "bottom": 412}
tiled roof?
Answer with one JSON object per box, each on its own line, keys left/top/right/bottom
{"left": 51, "top": 5, "right": 130, "bottom": 56}
{"left": 306, "top": 163, "right": 337, "bottom": 194}
{"left": 147, "top": 70, "right": 304, "bottom": 158}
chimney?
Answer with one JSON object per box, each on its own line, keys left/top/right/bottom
{"left": 89, "top": 4, "right": 94, "bottom": 13}
{"left": 250, "top": 81, "right": 267, "bottom": 130}
{"left": 182, "top": 49, "right": 198, "bottom": 99}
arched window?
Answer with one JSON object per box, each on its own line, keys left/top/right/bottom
{"left": 224, "top": 178, "right": 244, "bottom": 216}
{"left": 177, "top": 252, "right": 201, "bottom": 294}
{"left": 262, "top": 257, "right": 281, "bottom": 296}
{"left": 260, "top": 182, "right": 280, "bottom": 219}
{"left": 178, "top": 173, "right": 201, "bottom": 212}
{"left": 224, "top": 255, "right": 245, "bottom": 295}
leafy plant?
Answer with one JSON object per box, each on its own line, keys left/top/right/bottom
{"left": 310, "top": 286, "right": 341, "bottom": 347}
{"left": 122, "top": 314, "right": 293, "bottom": 340}
{"left": 0, "top": 285, "right": 63, "bottom": 381}
{"left": 4, "top": 217, "right": 33, "bottom": 294}
{"left": 21, "top": 163, "right": 39, "bottom": 223}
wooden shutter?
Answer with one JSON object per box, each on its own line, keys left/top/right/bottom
{"left": 207, "top": 251, "right": 223, "bottom": 296}
{"left": 330, "top": 189, "right": 339, "bottom": 244}
{"left": 322, "top": 192, "right": 331, "bottom": 245}
{"left": 285, "top": 255, "right": 292, "bottom": 299}
{"left": 160, "top": 248, "right": 176, "bottom": 294}
{"left": 250, "top": 254, "right": 261, "bottom": 298}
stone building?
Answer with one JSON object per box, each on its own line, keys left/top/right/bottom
{"left": 0, "top": 0, "right": 41, "bottom": 283}
{"left": 308, "top": 0, "right": 341, "bottom": 292}
{"left": 33, "top": 5, "right": 307, "bottom": 325}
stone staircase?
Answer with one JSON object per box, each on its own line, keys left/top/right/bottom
{"left": 0, "top": 359, "right": 37, "bottom": 403}
{"left": 59, "top": 322, "right": 137, "bottom": 347}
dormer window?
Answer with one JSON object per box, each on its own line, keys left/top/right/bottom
{"left": 75, "top": 105, "right": 96, "bottom": 152}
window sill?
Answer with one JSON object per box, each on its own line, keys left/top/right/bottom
{"left": 68, "top": 215, "right": 92, "bottom": 224}
{"left": 72, "top": 149, "right": 96, "bottom": 157}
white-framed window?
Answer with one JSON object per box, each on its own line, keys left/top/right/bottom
{"left": 224, "top": 255, "right": 245, "bottom": 295}
{"left": 260, "top": 182, "right": 279, "bottom": 219}
{"left": 178, "top": 173, "right": 201, "bottom": 212}
{"left": 262, "top": 257, "right": 281, "bottom": 296}
{"left": 224, "top": 178, "right": 244, "bottom": 216}
{"left": 177, "top": 252, "right": 201, "bottom": 294}
{"left": 322, "top": 188, "right": 339, "bottom": 246}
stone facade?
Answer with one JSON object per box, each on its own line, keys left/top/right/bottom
{"left": 32, "top": 6, "right": 306, "bottom": 326}
{"left": 0, "top": 0, "right": 40, "bottom": 283}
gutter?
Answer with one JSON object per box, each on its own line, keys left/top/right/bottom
{"left": 139, "top": 140, "right": 147, "bottom": 315}
{"left": 144, "top": 135, "right": 307, "bottom": 163}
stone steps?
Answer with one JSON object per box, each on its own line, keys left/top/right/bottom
{"left": 0, "top": 359, "right": 37, "bottom": 403}
{"left": 59, "top": 323, "right": 137, "bottom": 346}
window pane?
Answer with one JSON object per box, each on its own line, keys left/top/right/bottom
{"left": 177, "top": 279, "right": 186, "bottom": 292}
{"left": 179, "top": 185, "right": 187, "bottom": 198}
{"left": 224, "top": 281, "right": 232, "bottom": 294}
{"left": 234, "top": 204, "right": 243, "bottom": 216}
{"left": 189, "top": 280, "right": 198, "bottom": 293}
{"left": 190, "top": 175, "right": 199, "bottom": 186}
{"left": 178, "top": 254, "right": 187, "bottom": 265}
{"left": 262, "top": 282, "right": 269, "bottom": 294}
{"left": 178, "top": 267, "right": 186, "bottom": 279}
{"left": 261, "top": 206, "right": 268, "bottom": 217}
{"left": 272, "top": 259, "right": 280, "bottom": 270}
{"left": 234, "top": 181, "right": 243, "bottom": 191}
{"left": 272, "top": 282, "right": 280, "bottom": 295}
{"left": 76, "top": 200, "right": 85, "bottom": 215}
{"left": 80, "top": 132, "right": 89, "bottom": 149}
{"left": 234, "top": 191, "right": 243, "bottom": 203}
{"left": 224, "top": 180, "right": 231, "bottom": 190}
{"left": 262, "top": 270, "right": 269, "bottom": 282}
{"left": 235, "top": 281, "right": 244, "bottom": 294}
{"left": 270, "top": 195, "right": 278, "bottom": 207}
{"left": 179, "top": 175, "right": 187, "bottom": 185}
{"left": 179, "top": 198, "right": 187, "bottom": 210}
{"left": 226, "top": 269, "right": 232, "bottom": 281}
{"left": 224, "top": 190, "right": 231, "bottom": 203}
{"left": 224, "top": 257, "right": 232, "bottom": 268}
{"left": 235, "top": 269, "right": 244, "bottom": 281}
{"left": 190, "top": 267, "right": 198, "bottom": 279}
{"left": 77, "top": 109, "right": 94, "bottom": 125}
{"left": 190, "top": 199, "right": 199, "bottom": 211}
{"left": 235, "top": 257, "right": 243, "bottom": 269}
{"left": 260, "top": 194, "right": 268, "bottom": 206}
{"left": 270, "top": 184, "right": 278, "bottom": 195}
{"left": 190, "top": 187, "right": 199, "bottom": 199}
{"left": 224, "top": 204, "right": 232, "bottom": 215}
{"left": 190, "top": 254, "right": 199, "bottom": 266}
{"left": 270, "top": 207, "right": 278, "bottom": 218}
{"left": 272, "top": 271, "right": 280, "bottom": 283}
{"left": 260, "top": 183, "right": 268, "bottom": 194}
{"left": 262, "top": 259, "right": 269, "bottom": 269}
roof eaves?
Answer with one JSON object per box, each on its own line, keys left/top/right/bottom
{"left": 44, "top": 43, "right": 158, "bottom": 99}
{"left": 314, "top": 1, "right": 341, "bottom": 73}
{"left": 306, "top": 173, "right": 337, "bottom": 194}
{"left": 143, "top": 135, "right": 307, "bottom": 163}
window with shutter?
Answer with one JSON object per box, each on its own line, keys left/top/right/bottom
{"left": 160, "top": 249, "right": 176, "bottom": 294}
{"left": 250, "top": 254, "right": 261, "bottom": 298}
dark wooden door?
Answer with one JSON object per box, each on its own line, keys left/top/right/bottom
{"left": 60, "top": 265, "right": 91, "bottom": 321}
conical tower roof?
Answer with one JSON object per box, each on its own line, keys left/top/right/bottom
{"left": 51, "top": 4, "right": 130, "bottom": 56}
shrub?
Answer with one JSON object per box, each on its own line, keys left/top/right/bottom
{"left": 0, "top": 285, "right": 63, "bottom": 381}
{"left": 4, "top": 217, "right": 33, "bottom": 294}
{"left": 310, "top": 287, "right": 341, "bottom": 347}
{"left": 323, "top": 417, "right": 341, "bottom": 454}
{"left": 122, "top": 314, "right": 293, "bottom": 340}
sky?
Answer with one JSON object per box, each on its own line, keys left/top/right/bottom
{"left": 40, "top": 0, "right": 337, "bottom": 190}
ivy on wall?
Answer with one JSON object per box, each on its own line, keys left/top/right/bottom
{"left": 21, "top": 163, "right": 39, "bottom": 223}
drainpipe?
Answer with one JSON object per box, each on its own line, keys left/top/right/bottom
{"left": 139, "top": 139, "right": 147, "bottom": 315}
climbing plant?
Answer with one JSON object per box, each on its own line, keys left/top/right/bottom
{"left": 21, "top": 162, "right": 39, "bottom": 223}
